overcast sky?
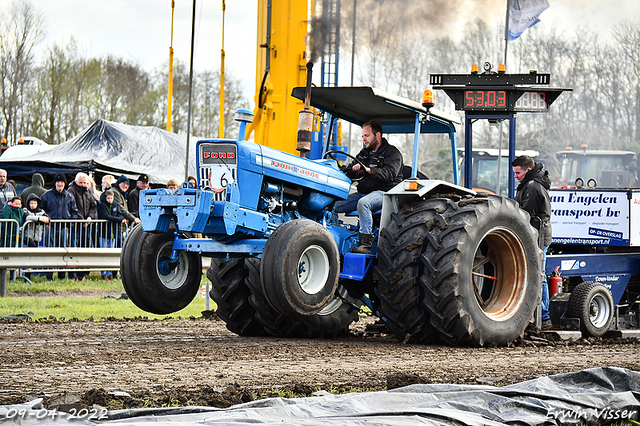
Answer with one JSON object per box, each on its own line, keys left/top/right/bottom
{"left": 9, "top": 1, "right": 640, "bottom": 100}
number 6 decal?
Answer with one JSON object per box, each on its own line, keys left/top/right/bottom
{"left": 208, "top": 165, "right": 235, "bottom": 193}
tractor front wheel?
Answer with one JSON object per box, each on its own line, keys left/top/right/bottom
{"left": 261, "top": 219, "right": 339, "bottom": 317}
{"left": 248, "top": 257, "right": 359, "bottom": 338}
{"left": 121, "top": 226, "right": 201, "bottom": 315}
{"left": 120, "top": 225, "right": 154, "bottom": 313}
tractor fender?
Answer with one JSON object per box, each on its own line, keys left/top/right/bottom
{"left": 380, "top": 179, "right": 475, "bottom": 231}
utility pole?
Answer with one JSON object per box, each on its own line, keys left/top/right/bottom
{"left": 185, "top": 0, "right": 197, "bottom": 181}
{"left": 348, "top": 0, "right": 356, "bottom": 153}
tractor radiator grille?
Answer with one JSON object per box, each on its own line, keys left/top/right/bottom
{"left": 198, "top": 143, "right": 238, "bottom": 202}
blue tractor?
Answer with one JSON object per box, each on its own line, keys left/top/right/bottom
{"left": 120, "top": 86, "right": 542, "bottom": 346}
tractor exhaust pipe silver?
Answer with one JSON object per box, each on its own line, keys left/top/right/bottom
{"left": 296, "top": 62, "right": 313, "bottom": 154}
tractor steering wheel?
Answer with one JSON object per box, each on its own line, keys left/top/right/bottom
{"left": 323, "top": 150, "right": 367, "bottom": 182}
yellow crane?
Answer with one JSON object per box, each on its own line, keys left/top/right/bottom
{"left": 246, "top": 0, "right": 311, "bottom": 155}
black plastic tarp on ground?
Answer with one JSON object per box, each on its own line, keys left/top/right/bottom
{"left": 1, "top": 367, "right": 639, "bottom": 425}
{"left": 0, "top": 119, "right": 198, "bottom": 186}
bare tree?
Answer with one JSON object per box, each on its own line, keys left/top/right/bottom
{"left": 0, "top": 0, "right": 44, "bottom": 142}
{"left": 43, "top": 43, "right": 69, "bottom": 143}
{"left": 614, "top": 21, "right": 640, "bottom": 144}
{"left": 191, "top": 69, "right": 248, "bottom": 138}
{"left": 347, "top": 0, "right": 403, "bottom": 88}
{"left": 151, "top": 61, "right": 248, "bottom": 138}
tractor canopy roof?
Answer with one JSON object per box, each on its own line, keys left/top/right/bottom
{"left": 291, "top": 86, "right": 460, "bottom": 135}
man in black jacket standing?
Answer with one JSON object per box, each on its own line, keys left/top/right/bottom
{"left": 105, "top": 175, "right": 139, "bottom": 226}
{"left": 41, "top": 173, "right": 79, "bottom": 280}
{"left": 512, "top": 155, "right": 552, "bottom": 329}
{"left": 127, "top": 174, "right": 149, "bottom": 219}
{"left": 20, "top": 173, "right": 46, "bottom": 205}
{"left": 334, "top": 120, "right": 403, "bottom": 254}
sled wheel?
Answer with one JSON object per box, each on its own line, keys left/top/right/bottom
{"left": 566, "top": 281, "right": 614, "bottom": 337}
{"left": 421, "top": 195, "right": 542, "bottom": 346}
{"left": 122, "top": 227, "right": 201, "bottom": 315}
{"left": 261, "top": 219, "right": 339, "bottom": 317}
{"left": 207, "top": 258, "right": 265, "bottom": 336}
{"left": 373, "top": 197, "right": 449, "bottom": 343}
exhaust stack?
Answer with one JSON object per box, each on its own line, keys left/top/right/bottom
{"left": 296, "top": 62, "right": 314, "bottom": 154}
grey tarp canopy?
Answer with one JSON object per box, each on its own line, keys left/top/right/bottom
{"left": 0, "top": 119, "right": 198, "bottom": 186}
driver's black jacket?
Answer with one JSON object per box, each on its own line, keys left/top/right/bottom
{"left": 342, "top": 138, "right": 403, "bottom": 194}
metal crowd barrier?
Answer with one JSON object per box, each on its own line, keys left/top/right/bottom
{"left": 20, "top": 219, "right": 130, "bottom": 249}
{"left": 0, "top": 218, "right": 132, "bottom": 296}
{"left": 0, "top": 218, "right": 21, "bottom": 248}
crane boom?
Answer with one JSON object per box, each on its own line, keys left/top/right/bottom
{"left": 247, "top": 0, "right": 311, "bottom": 156}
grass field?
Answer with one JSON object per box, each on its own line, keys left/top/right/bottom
{"left": 0, "top": 272, "right": 213, "bottom": 321}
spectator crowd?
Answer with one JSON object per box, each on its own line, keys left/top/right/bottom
{"left": 0, "top": 169, "right": 195, "bottom": 281}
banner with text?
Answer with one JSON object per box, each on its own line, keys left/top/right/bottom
{"left": 550, "top": 189, "right": 630, "bottom": 246}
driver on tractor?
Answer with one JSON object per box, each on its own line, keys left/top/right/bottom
{"left": 334, "top": 120, "right": 403, "bottom": 254}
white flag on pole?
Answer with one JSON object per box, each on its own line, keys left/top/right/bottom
{"left": 508, "top": 0, "right": 550, "bottom": 41}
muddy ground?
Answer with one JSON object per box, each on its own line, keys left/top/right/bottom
{"left": 1, "top": 313, "right": 639, "bottom": 412}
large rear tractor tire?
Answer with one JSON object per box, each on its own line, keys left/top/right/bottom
{"left": 246, "top": 257, "right": 302, "bottom": 337}
{"left": 248, "top": 257, "right": 360, "bottom": 338}
{"left": 261, "top": 219, "right": 339, "bottom": 317}
{"left": 421, "top": 195, "right": 542, "bottom": 347}
{"left": 207, "top": 258, "right": 265, "bottom": 336}
{"left": 121, "top": 226, "right": 202, "bottom": 315}
{"left": 373, "top": 197, "right": 451, "bottom": 343}
{"left": 566, "top": 281, "right": 614, "bottom": 337}
{"left": 296, "top": 283, "right": 362, "bottom": 338}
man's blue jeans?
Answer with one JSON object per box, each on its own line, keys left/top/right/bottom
{"left": 333, "top": 191, "right": 384, "bottom": 234}
{"left": 542, "top": 245, "right": 550, "bottom": 321}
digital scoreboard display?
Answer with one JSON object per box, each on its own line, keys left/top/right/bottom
{"left": 459, "top": 90, "right": 550, "bottom": 112}
{"left": 431, "top": 70, "right": 569, "bottom": 113}
{"left": 464, "top": 90, "right": 508, "bottom": 110}
{"left": 513, "top": 91, "right": 549, "bottom": 112}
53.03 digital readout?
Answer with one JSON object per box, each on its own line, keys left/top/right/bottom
{"left": 463, "top": 90, "right": 548, "bottom": 111}
{"left": 464, "top": 90, "right": 507, "bottom": 110}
